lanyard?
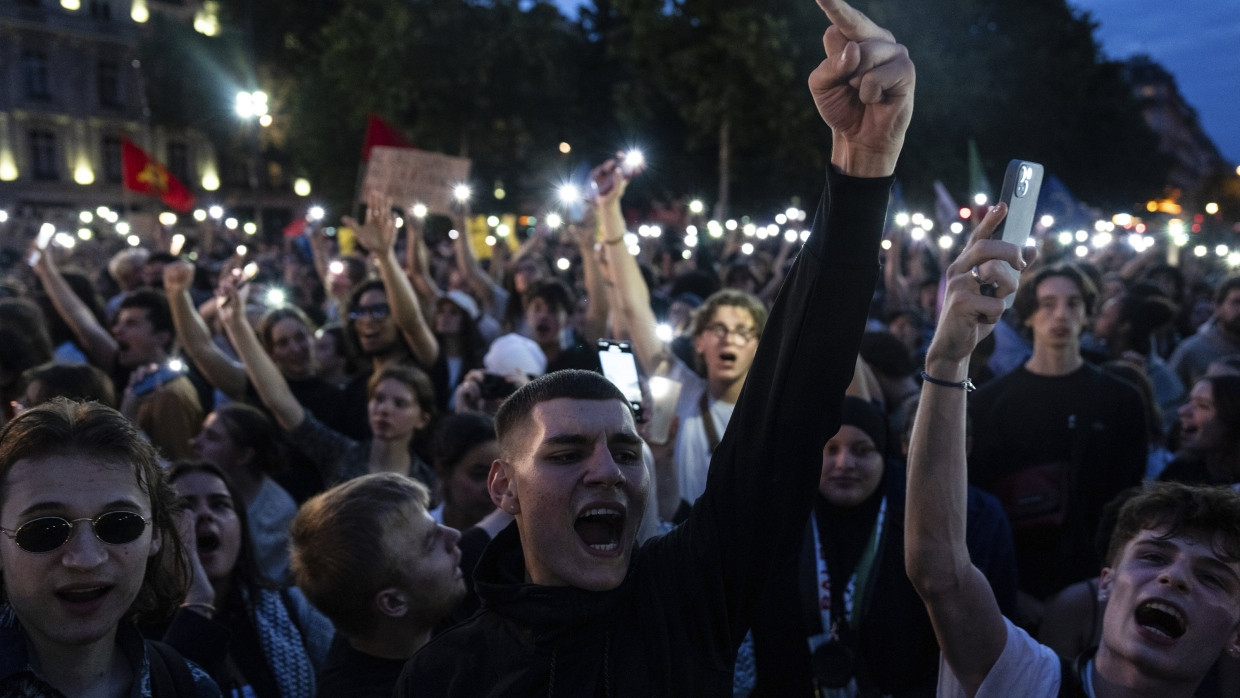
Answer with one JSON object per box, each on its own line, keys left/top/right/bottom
{"left": 810, "top": 496, "right": 887, "bottom": 637}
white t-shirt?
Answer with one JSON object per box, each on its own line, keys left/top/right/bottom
{"left": 668, "top": 359, "right": 736, "bottom": 504}
{"left": 937, "top": 617, "right": 1062, "bottom": 697}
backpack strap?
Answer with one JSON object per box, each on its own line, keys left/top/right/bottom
{"left": 1057, "top": 649, "right": 1093, "bottom": 698}
{"left": 145, "top": 639, "right": 199, "bottom": 697}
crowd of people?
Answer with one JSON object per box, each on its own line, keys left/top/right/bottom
{"left": 1, "top": 1, "right": 1239, "bottom": 696}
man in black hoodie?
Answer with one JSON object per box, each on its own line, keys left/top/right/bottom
{"left": 398, "top": 0, "right": 913, "bottom": 694}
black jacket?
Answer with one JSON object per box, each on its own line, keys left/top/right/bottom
{"left": 749, "top": 463, "right": 1019, "bottom": 697}
{"left": 398, "top": 170, "right": 891, "bottom": 697}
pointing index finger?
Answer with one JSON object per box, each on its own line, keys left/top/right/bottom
{"left": 816, "top": 0, "right": 888, "bottom": 41}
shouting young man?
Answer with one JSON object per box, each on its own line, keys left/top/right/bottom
{"left": 907, "top": 205, "right": 1240, "bottom": 697}
{"left": 397, "top": 0, "right": 913, "bottom": 693}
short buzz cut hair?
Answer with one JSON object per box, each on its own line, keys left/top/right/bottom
{"left": 289, "top": 473, "right": 429, "bottom": 639}
{"left": 494, "top": 370, "right": 629, "bottom": 461}
{"left": 1105, "top": 481, "right": 1240, "bottom": 568}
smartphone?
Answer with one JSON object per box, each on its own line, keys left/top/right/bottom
{"left": 479, "top": 373, "right": 518, "bottom": 401}
{"left": 131, "top": 360, "right": 186, "bottom": 396}
{"left": 646, "top": 374, "right": 682, "bottom": 444}
{"left": 619, "top": 149, "right": 645, "bottom": 178}
{"left": 27, "top": 224, "right": 56, "bottom": 267}
{"left": 992, "top": 159, "right": 1044, "bottom": 308}
{"left": 598, "top": 339, "right": 644, "bottom": 422}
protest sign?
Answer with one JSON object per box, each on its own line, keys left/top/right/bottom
{"left": 361, "top": 147, "right": 471, "bottom": 215}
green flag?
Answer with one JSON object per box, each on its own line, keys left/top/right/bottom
{"left": 967, "top": 139, "right": 994, "bottom": 204}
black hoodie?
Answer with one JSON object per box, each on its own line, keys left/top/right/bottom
{"left": 398, "top": 170, "right": 891, "bottom": 697}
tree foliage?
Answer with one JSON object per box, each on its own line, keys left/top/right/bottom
{"left": 213, "top": 0, "right": 1175, "bottom": 218}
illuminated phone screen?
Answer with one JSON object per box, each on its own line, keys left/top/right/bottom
{"left": 599, "top": 346, "right": 643, "bottom": 406}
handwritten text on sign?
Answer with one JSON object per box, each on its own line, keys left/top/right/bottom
{"left": 361, "top": 147, "right": 472, "bottom": 215}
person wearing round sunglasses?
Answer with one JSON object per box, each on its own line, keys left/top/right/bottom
{"left": 0, "top": 398, "right": 218, "bottom": 696}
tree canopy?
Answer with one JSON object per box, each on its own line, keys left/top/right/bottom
{"left": 173, "top": 0, "right": 1177, "bottom": 219}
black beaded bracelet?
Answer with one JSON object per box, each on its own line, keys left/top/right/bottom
{"left": 920, "top": 370, "right": 975, "bottom": 392}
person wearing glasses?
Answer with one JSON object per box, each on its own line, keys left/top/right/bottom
{"left": 602, "top": 166, "right": 768, "bottom": 510}
{"left": 399, "top": 0, "right": 913, "bottom": 691}
{"left": 218, "top": 279, "right": 438, "bottom": 491}
{"left": 0, "top": 399, "right": 218, "bottom": 695}
{"left": 336, "top": 192, "right": 440, "bottom": 441}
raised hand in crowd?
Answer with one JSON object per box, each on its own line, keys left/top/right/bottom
{"left": 165, "top": 259, "right": 250, "bottom": 399}
{"left": 343, "top": 191, "right": 438, "bottom": 367}
{"left": 809, "top": 0, "right": 914, "bottom": 178}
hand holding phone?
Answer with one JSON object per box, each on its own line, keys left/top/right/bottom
{"left": 27, "top": 224, "right": 56, "bottom": 267}
{"left": 130, "top": 359, "right": 186, "bottom": 396}
{"left": 598, "top": 340, "right": 645, "bottom": 423}
{"left": 983, "top": 159, "right": 1043, "bottom": 308}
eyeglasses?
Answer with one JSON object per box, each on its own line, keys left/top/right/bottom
{"left": 701, "top": 322, "right": 758, "bottom": 343}
{"left": 0, "top": 511, "right": 151, "bottom": 554}
{"left": 349, "top": 303, "right": 391, "bottom": 321}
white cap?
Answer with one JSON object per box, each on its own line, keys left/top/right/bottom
{"left": 440, "top": 289, "right": 480, "bottom": 320}
{"left": 484, "top": 333, "right": 547, "bottom": 378}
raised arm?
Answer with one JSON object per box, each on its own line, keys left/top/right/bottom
{"left": 31, "top": 245, "right": 118, "bottom": 368}
{"left": 217, "top": 284, "right": 306, "bottom": 433}
{"left": 904, "top": 204, "right": 1028, "bottom": 696}
{"left": 403, "top": 213, "right": 441, "bottom": 303}
{"left": 163, "top": 261, "right": 248, "bottom": 399}
{"left": 344, "top": 192, "right": 439, "bottom": 367}
{"left": 593, "top": 162, "right": 664, "bottom": 374}
{"left": 569, "top": 210, "right": 609, "bottom": 345}
{"left": 655, "top": 0, "right": 914, "bottom": 653}
{"left": 451, "top": 208, "right": 505, "bottom": 305}
{"left": 307, "top": 224, "right": 340, "bottom": 304}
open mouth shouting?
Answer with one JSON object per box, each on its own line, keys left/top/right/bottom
{"left": 196, "top": 531, "right": 221, "bottom": 555}
{"left": 1135, "top": 599, "right": 1187, "bottom": 640}
{"left": 575, "top": 505, "right": 626, "bottom": 554}
{"left": 55, "top": 583, "right": 113, "bottom": 614}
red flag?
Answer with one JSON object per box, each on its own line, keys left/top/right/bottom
{"left": 361, "top": 114, "right": 412, "bottom": 162}
{"left": 282, "top": 218, "right": 307, "bottom": 239}
{"left": 121, "top": 138, "right": 195, "bottom": 212}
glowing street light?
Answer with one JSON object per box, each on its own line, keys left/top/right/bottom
{"left": 235, "top": 91, "right": 269, "bottom": 119}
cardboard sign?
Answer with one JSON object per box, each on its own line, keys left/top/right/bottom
{"left": 361, "top": 147, "right": 472, "bottom": 215}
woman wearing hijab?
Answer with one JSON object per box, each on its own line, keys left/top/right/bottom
{"left": 748, "top": 397, "right": 1018, "bottom": 697}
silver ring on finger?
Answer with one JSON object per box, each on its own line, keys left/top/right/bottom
{"left": 970, "top": 266, "right": 999, "bottom": 297}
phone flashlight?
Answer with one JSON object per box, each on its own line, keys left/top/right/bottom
{"left": 557, "top": 183, "right": 581, "bottom": 204}
{"left": 622, "top": 149, "right": 645, "bottom": 174}
{"left": 453, "top": 184, "right": 472, "bottom": 203}
{"left": 170, "top": 234, "right": 186, "bottom": 256}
